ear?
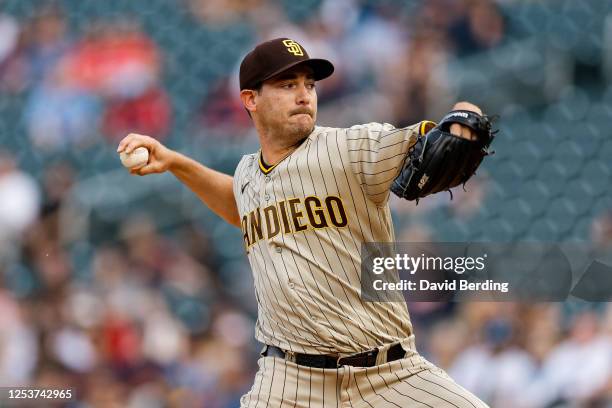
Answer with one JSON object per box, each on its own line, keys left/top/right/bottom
{"left": 240, "top": 89, "right": 257, "bottom": 115}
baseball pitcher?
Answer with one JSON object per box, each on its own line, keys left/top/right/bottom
{"left": 118, "top": 38, "right": 494, "bottom": 407}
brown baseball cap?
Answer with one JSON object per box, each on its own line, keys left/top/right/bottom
{"left": 239, "top": 38, "right": 334, "bottom": 90}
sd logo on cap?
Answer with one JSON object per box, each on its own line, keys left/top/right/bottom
{"left": 239, "top": 38, "right": 334, "bottom": 90}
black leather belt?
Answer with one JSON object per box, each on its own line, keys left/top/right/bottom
{"left": 262, "top": 343, "right": 406, "bottom": 369}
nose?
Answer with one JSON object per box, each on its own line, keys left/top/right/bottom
{"left": 295, "top": 83, "right": 311, "bottom": 106}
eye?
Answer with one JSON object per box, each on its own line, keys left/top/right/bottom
{"left": 306, "top": 82, "right": 316, "bottom": 90}
{"left": 282, "top": 83, "right": 295, "bottom": 89}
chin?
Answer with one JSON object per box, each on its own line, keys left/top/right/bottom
{"left": 297, "top": 123, "right": 315, "bottom": 138}
{"left": 289, "top": 117, "right": 314, "bottom": 137}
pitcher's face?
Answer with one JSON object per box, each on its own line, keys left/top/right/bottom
{"left": 254, "top": 65, "right": 317, "bottom": 140}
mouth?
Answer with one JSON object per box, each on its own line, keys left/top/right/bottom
{"left": 290, "top": 110, "right": 313, "bottom": 118}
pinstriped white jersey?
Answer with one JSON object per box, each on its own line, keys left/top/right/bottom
{"left": 233, "top": 122, "right": 426, "bottom": 355}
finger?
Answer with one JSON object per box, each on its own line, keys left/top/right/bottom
{"left": 122, "top": 134, "right": 152, "bottom": 154}
{"left": 124, "top": 139, "right": 150, "bottom": 154}
{"left": 117, "top": 136, "right": 134, "bottom": 153}
{"left": 140, "top": 164, "right": 162, "bottom": 175}
{"left": 123, "top": 141, "right": 138, "bottom": 154}
{"left": 462, "top": 126, "right": 475, "bottom": 140}
{"left": 117, "top": 133, "right": 141, "bottom": 152}
{"left": 450, "top": 124, "right": 476, "bottom": 140}
{"left": 450, "top": 123, "right": 462, "bottom": 137}
{"left": 134, "top": 162, "right": 161, "bottom": 176}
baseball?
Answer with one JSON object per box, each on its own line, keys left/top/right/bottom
{"left": 120, "top": 147, "right": 149, "bottom": 169}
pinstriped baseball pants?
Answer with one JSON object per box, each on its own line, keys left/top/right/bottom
{"left": 240, "top": 351, "right": 489, "bottom": 408}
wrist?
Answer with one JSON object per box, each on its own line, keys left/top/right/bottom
{"left": 167, "top": 150, "right": 184, "bottom": 173}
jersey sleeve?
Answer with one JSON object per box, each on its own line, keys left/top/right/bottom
{"left": 346, "top": 121, "right": 434, "bottom": 204}
{"left": 232, "top": 155, "right": 250, "bottom": 210}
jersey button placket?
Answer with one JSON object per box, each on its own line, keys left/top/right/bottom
{"left": 263, "top": 174, "right": 271, "bottom": 201}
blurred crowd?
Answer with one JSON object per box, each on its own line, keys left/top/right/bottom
{"left": 415, "top": 302, "right": 612, "bottom": 408}
{"left": 0, "top": 0, "right": 611, "bottom": 407}
{"left": 193, "top": 0, "right": 506, "bottom": 137}
{"left": 0, "top": 5, "right": 170, "bottom": 151}
{"left": 0, "top": 149, "right": 257, "bottom": 406}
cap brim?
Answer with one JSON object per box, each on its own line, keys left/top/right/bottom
{"left": 261, "top": 58, "right": 335, "bottom": 85}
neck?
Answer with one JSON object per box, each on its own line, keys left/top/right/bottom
{"left": 257, "top": 124, "right": 313, "bottom": 166}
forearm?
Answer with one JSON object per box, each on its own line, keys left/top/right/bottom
{"left": 169, "top": 152, "right": 240, "bottom": 227}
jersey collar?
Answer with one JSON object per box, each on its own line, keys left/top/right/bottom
{"left": 257, "top": 126, "right": 322, "bottom": 175}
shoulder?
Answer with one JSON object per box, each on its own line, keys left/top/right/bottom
{"left": 309, "top": 125, "right": 337, "bottom": 138}
{"left": 345, "top": 122, "right": 397, "bottom": 139}
{"left": 314, "top": 122, "right": 396, "bottom": 132}
{"left": 348, "top": 122, "right": 396, "bottom": 132}
{"left": 312, "top": 123, "right": 396, "bottom": 139}
{"left": 234, "top": 153, "right": 257, "bottom": 177}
